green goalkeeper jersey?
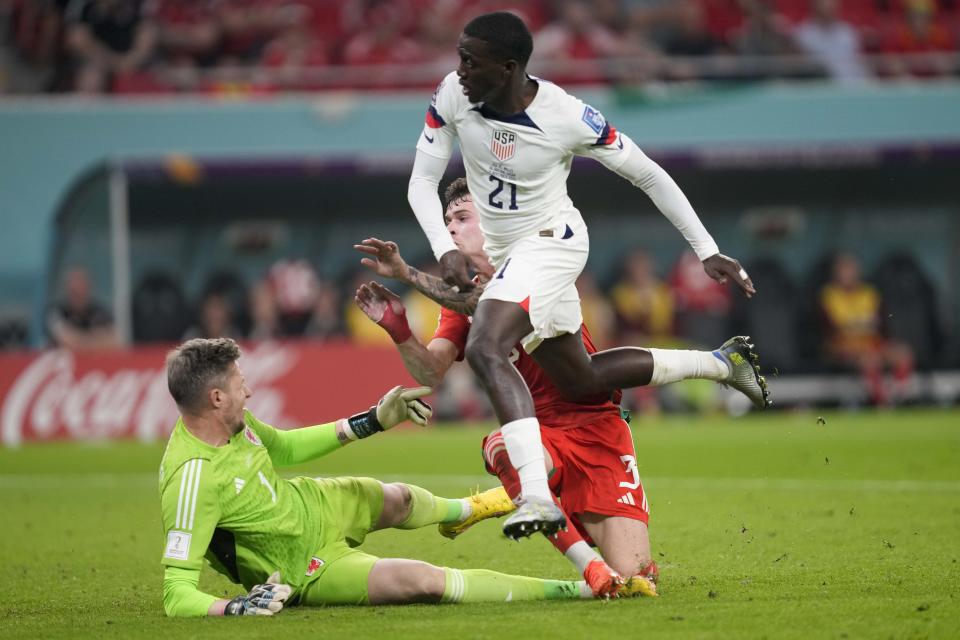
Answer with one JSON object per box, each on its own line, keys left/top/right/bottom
{"left": 159, "top": 410, "right": 342, "bottom": 615}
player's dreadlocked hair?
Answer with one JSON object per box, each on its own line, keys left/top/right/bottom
{"left": 166, "top": 337, "right": 241, "bottom": 413}
{"left": 463, "top": 11, "right": 533, "bottom": 66}
{"left": 442, "top": 177, "right": 471, "bottom": 211}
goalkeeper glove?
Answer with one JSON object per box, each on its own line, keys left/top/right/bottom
{"left": 223, "top": 572, "right": 292, "bottom": 616}
{"left": 345, "top": 386, "right": 433, "bottom": 439}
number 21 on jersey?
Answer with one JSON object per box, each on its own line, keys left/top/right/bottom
{"left": 488, "top": 175, "right": 518, "bottom": 211}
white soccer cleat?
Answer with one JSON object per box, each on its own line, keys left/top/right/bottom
{"left": 714, "top": 336, "right": 772, "bottom": 409}
{"left": 502, "top": 496, "right": 566, "bottom": 540}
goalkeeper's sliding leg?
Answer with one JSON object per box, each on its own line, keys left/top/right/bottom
{"left": 373, "top": 481, "right": 511, "bottom": 533}
{"left": 368, "top": 559, "right": 591, "bottom": 604}
{"left": 298, "top": 554, "right": 592, "bottom": 606}
{"left": 297, "top": 481, "right": 592, "bottom": 605}
{"left": 375, "top": 481, "right": 592, "bottom": 603}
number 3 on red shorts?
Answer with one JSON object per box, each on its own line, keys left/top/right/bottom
{"left": 618, "top": 455, "right": 640, "bottom": 490}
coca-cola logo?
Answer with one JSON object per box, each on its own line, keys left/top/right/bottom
{"left": 1, "top": 343, "right": 299, "bottom": 447}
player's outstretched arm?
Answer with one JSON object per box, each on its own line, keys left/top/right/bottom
{"left": 337, "top": 385, "right": 434, "bottom": 443}
{"left": 249, "top": 387, "right": 434, "bottom": 467}
{"left": 164, "top": 566, "right": 292, "bottom": 617}
{"left": 355, "top": 281, "right": 458, "bottom": 386}
{"left": 221, "top": 572, "right": 292, "bottom": 616}
{"left": 354, "top": 238, "right": 482, "bottom": 314}
{"left": 608, "top": 137, "right": 755, "bottom": 298}
{"left": 354, "top": 238, "right": 412, "bottom": 281}
{"left": 408, "top": 150, "right": 475, "bottom": 292}
{"left": 163, "top": 566, "right": 225, "bottom": 617}
{"left": 405, "top": 265, "right": 484, "bottom": 315}
{"left": 702, "top": 253, "right": 756, "bottom": 298}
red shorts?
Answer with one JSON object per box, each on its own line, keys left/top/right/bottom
{"left": 484, "top": 412, "right": 649, "bottom": 544}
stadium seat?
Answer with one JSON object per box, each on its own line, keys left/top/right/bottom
{"left": 796, "top": 252, "right": 840, "bottom": 372}
{"left": 872, "top": 252, "right": 943, "bottom": 369}
{"left": 132, "top": 270, "right": 190, "bottom": 343}
{"left": 731, "top": 257, "right": 799, "bottom": 373}
{"left": 200, "top": 270, "right": 251, "bottom": 336}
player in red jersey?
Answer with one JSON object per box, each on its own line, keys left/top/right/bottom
{"left": 353, "top": 178, "right": 667, "bottom": 598}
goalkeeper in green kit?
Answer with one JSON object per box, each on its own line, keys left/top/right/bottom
{"left": 160, "top": 337, "right": 603, "bottom": 617}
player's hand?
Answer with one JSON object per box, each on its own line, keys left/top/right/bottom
{"left": 355, "top": 281, "right": 404, "bottom": 323}
{"left": 439, "top": 249, "right": 475, "bottom": 292}
{"left": 355, "top": 282, "right": 413, "bottom": 343}
{"left": 702, "top": 253, "right": 756, "bottom": 298}
{"left": 223, "top": 572, "right": 292, "bottom": 616}
{"left": 355, "top": 238, "right": 410, "bottom": 281}
{"left": 375, "top": 385, "right": 433, "bottom": 429}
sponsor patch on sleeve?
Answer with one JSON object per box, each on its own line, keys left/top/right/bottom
{"left": 164, "top": 530, "right": 192, "bottom": 560}
{"left": 581, "top": 105, "right": 606, "bottom": 134}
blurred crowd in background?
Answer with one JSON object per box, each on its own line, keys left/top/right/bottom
{"left": 42, "top": 246, "right": 939, "bottom": 412}
{"left": 2, "top": 0, "right": 954, "bottom": 413}
{"left": 1, "top": 0, "right": 959, "bottom": 94}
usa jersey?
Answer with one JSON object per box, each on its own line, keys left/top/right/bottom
{"left": 432, "top": 306, "right": 623, "bottom": 429}
{"left": 417, "top": 71, "right": 631, "bottom": 261}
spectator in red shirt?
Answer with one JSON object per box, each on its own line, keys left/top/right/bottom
{"left": 669, "top": 248, "right": 731, "bottom": 348}
{"left": 531, "top": 0, "right": 625, "bottom": 84}
{"left": 261, "top": 21, "right": 331, "bottom": 90}
{"left": 879, "top": 0, "right": 957, "bottom": 76}
{"left": 2, "top": 0, "right": 68, "bottom": 92}
{"left": 153, "top": 0, "right": 220, "bottom": 70}
{"left": 267, "top": 258, "right": 321, "bottom": 336}
{"left": 215, "top": 0, "right": 303, "bottom": 64}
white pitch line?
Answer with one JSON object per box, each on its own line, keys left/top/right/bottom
{"left": 1, "top": 473, "right": 959, "bottom": 493}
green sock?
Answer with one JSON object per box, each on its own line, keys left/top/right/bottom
{"left": 440, "top": 568, "right": 590, "bottom": 603}
{"left": 397, "top": 484, "right": 463, "bottom": 529}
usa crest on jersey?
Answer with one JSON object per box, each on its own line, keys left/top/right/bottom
{"left": 491, "top": 130, "right": 516, "bottom": 161}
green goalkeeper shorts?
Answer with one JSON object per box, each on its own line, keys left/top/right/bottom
{"left": 298, "top": 476, "right": 385, "bottom": 606}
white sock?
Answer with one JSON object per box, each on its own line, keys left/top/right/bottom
{"left": 647, "top": 348, "right": 730, "bottom": 385}
{"left": 457, "top": 498, "right": 472, "bottom": 522}
{"left": 577, "top": 581, "right": 593, "bottom": 599}
{"left": 565, "top": 541, "right": 602, "bottom": 575}
{"left": 500, "top": 417, "right": 552, "bottom": 501}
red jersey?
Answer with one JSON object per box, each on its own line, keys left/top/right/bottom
{"left": 432, "top": 307, "right": 622, "bottom": 428}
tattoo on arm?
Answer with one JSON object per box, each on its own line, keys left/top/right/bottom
{"left": 407, "top": 267, "right": 482, "bottom": 315}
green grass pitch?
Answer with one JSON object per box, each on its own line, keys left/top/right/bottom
{"left": 2, "top": 409, "right": 958, "bottom": 639}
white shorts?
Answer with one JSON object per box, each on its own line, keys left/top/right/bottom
{"left": 480, "top": 219, "right": 589, "bottom": 353}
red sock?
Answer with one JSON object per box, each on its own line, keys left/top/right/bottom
{"left": 483, "top": 431, "right": 520, "bottom": 499}
{"left": 893, "top": 357, "right": 913, "bottom": 383}
{"left": 641, "top": 560, "right": 660, "bottom": 583}
{"left": 483, "top": 432, "right": 586, "bottom": 555}
{"left": 547, "top": 512, "right": 586, "bottom": 554}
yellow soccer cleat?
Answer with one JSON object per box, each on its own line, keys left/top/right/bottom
{"left": 618, "top": 574, "right": 658, "bottom": 598}
{"left": 439, "top": 486, "right": 517, "bottom": 539}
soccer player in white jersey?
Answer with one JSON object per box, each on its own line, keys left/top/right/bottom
{"left": 408, "top": 12, "right": 770, "bottom": 539}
